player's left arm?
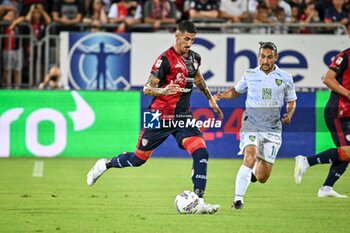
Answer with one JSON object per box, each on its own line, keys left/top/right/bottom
{"left": 194, "top": 71, "right": 224, "bottom": 119}
{"left": 282, "top": 100, "right": 296, "bottom": 124}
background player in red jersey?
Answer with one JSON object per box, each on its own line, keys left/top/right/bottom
{"left": 87, "top": 20, "right": 223, "bottom": 214}
{"left": 294, "top": 47, "right": 350, "bottom": 198}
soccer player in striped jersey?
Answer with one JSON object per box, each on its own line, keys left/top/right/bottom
{"left": 87, "top": 20, "right": 223, "bottom": 214}
{"left": 295, "top": 47, "right": 350, "bottom": 198}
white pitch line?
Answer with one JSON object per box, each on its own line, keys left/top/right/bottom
{"left": 32, "top": 161, "right": 44, "bottom": 177}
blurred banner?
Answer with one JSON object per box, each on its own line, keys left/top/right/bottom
{"left": 60, "top": 33, "right": 349, "bottom": 90}
{"left": 141, "top": 92, "right": 316, "bottom": 159}
{"left": 0, "top": 90, "right": 328, "bottom": 158}
{"left": 0, "top": 91, "right": 140, "bottom": 157}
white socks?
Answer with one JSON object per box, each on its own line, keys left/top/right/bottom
{"left": 234, "top": 165, "right": 252, "bottom": 203}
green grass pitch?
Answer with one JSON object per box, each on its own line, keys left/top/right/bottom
{"left": 0, "top": 157, "right": 349, "bottom": 233}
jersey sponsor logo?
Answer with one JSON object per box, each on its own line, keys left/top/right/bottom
{"left": 179, "top": 88, "right": 191, "bottom": 93}
{"left": 262, "top": 88, "right": 272, "bottom": 100}
{"left": 186, "top": 77, "right": 194, "bottom": 82}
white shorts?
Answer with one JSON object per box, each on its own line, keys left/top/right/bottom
{"left": 238, "top": 131, "right": 282, "bottom": 164}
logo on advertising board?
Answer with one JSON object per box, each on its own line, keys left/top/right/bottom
{"left": 68, "top": 32, "right": 131, "bottom": 90}
{"left": 0, "top": 91, "right": 140, "bottom": 158}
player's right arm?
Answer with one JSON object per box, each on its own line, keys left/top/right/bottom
{"left": 213, "top": 88, "right": 241, "bottom": 102}
{"left": 143, "top": 75, "right": 180, "bottom": 96}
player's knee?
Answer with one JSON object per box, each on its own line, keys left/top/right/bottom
{"left": 243, "top": 147, "right": 257, "bottom": 166}
{"left": 134, "top": 149, "right": 153, "bottom": 166}
{"left": 182, "top": 136, "right": 207, "bottom": 155}
{"left": 244, "top": 146, "right": 258, "bottom": 157}
{"left": 257, "top": 175, "right": 269, "bottom": 183}
{"left": 130, "top": 155, "right": 146, "bottom": 167}
{"left": 338, "top": 146, "right": 350, "bottom": 162}
{"left": 192, "top": 148, "right": 209, "bottom": 161}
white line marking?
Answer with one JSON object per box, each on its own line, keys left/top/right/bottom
{"left": 33, "top": 161, "right": 44, "bottom": 177}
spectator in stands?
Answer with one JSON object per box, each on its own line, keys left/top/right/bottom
{"left": 299, "top": 1, "right": 321, "bottom": 34}
{"left": 265, "top": 0, "right": 291, "bottom": 21}
{"left": 1, "top": 10, "right": 22, "bottom": 89}
{"left": 0, "top": 0, "right": 21, "bottom": 16}
{"left": 219, "top": 0, "right": 251, "bottom": 23}
{"left": 51, "top": 0, "right": 85, "bottom": 32}
{"left": 19, "top": 0, "right": 49, "bottom": 17}
{"left": 189, "top": 0, "right": 219, "bottom": 20}
{"left": 288, "top": 3, "right": 301, "bottom": 33}
{"left": 143, "top": 0, "right": 177, "bottom": 31}
{"left": 10, "top": 3, "right": 51, "bottom": 39}
{"left": 0, "top": 4, "right": 15, "bottom": 20}
{"left": 289, "top": 3, "right": 300, "bottom": 23}
{"left": 175, "top": 0, "right": 191, "bottom": 21}
{"left": 324, "top": 0, "right": 349, "bottom": 34}
{"left": 84, "top": 0, "right": 108, "bottom": 32}
{"left": 274, "top": 6, "right": 288, "bottom": 34}
{"left": 250, "top": 3, "right": 276, "bottom": 33}
{"left": 108, "top": 0, "right": 141, "bottom": 32}
{"left": 38, "top": 65, "right": 63, "bottom": 90}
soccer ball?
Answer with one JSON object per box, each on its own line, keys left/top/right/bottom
{"left": 174, "top": 190, "right": 200, "bottom": 214}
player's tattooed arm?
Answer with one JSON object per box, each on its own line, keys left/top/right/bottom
{"left": 195, "top": 71, "right": 224, "bottom": 119}
{"left": 143, "top": 74, "right": 179, "bottom": 96}
{"left": 194, "top": 71, "right": 212, "bottom": 99}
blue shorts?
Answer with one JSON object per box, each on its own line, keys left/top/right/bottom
{"left": 137, "top": 126, "right": 203, "bottom": 151}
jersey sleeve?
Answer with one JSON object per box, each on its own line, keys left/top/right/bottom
{"left": 329, "top": 51, "right": 348, "bottom": 76}
{"left": 150, "top": 55, "right": 170, "bottom": 85}
{"left": 234, "top": 71, "right": 248, "bottom": 93}
{"left": 284, "top": 74, "right": 297, "bottom": 102}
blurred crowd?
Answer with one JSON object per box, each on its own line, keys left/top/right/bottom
{"left": 0, "top": 0, "right": 349, "bottom": 33}
{"left": 0, "top": 0, "right": 349, "bottom": 89}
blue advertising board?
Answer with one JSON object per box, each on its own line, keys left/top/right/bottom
{"left": 141, "top": 92, "right": 315, "bottom": 159}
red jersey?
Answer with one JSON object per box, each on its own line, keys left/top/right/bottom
{"left": 148, "top": 47, "right": 201, "bottom": 119}
{"left": 326, "top": 48, "right": 350, "bottom": 118}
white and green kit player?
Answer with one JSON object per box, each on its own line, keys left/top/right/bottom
{"left": 214, "top": 42, "right": 297, "bottom": 209}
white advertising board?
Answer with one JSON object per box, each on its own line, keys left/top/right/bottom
{"left": 131, "top": 34, "right": 349, "bottom": 88}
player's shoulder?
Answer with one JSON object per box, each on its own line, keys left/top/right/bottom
{"left": 275, "top": 66, "right": 293, "bottom": 80}
{"left": 189, "top": 50, "right": 201, "bottom": 61}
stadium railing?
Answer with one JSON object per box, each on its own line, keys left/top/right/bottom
{"left": 0, "top": 22, "right": 36, "bottom": 89}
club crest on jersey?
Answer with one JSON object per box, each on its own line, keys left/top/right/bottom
{"left": 142, "top": 138, "right": 148, "bottom": 147}
{"left": 249, "top": 135, "right": 256, "bottom": 142}
{"left": 155, "top": 59, "right": 162, "bottom": 68}
{"left": 335, "top": 57, "right": 343, "bottom": 66}
{"left": 275, "top": 79, "right": 282, "bottom": 86}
